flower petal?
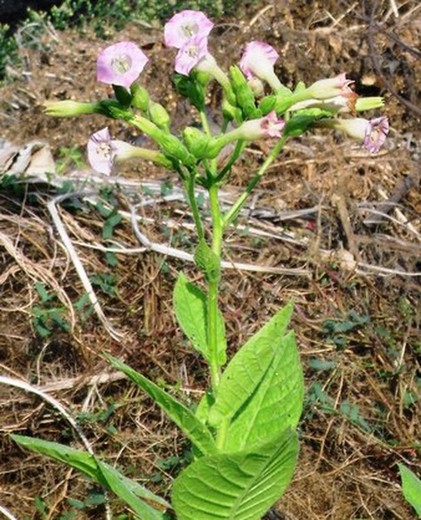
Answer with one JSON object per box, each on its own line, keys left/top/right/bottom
{"left": 164, "top": 10, "right": 213, "bottom": 49}
{"left": 97, "top": 41, "right": 148, "bottom": 89}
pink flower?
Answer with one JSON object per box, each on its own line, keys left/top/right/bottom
{"left": 363, "top": 116, "right": 389, "bottom": 153}
{"left": 307, "top": 73, "right": 354, "bottom": 100}
{"left": 97, "top": 41, "right": 148, "bottom": 89}
{"left": 164, "top": 10, "right": 214, "bottom": 49}
{"left": 175, "top": 35, "right": 209, "bottom": 76}
{"left": 290, "top": 92, "right": 358, "bottom": 113}
{"left": 87, "top": 127, "right": 130, "bottom": 175}
{"left": 320, "top": 116, "right": 389, "bottom": 153}
{"left": 236, "top": 111, "right": 285, "bottom": 140}
{"left": 239, "top": 41, "right": 282, "bottom": 91}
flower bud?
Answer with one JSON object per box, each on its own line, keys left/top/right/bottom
{"left": 222, "top": 98, "right": 241, "bottom": 122}
{"left": 183, "top": 127, "right": 212, "bottom": 159}
{"left": 149, "top": 101, "right": 171, "bottom": 131}
{"left": 43, "top": 100, "right": 104, "bottom": 117}
{"left": 230, "top": 66, "right": 261, "bottom": 119}
{"left": 355, "top": 97, "right": 384, "bottom": 111}
{"left": 131, "top": 83, "right": 150, "bottom": 111}
{"left": 158, "top": 133, "right": 195, "bottom": 165}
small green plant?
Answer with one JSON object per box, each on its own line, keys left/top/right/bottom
{"left": 55, "top": 146, "right": 85, "bottom": 174}
{"left": 323, "top": 309, "right": 370, "bottom": 348}
{"left": 32, "top": 282, "right": 70, "bottom": 337}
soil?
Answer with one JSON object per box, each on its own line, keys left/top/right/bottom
{"left": 0, "top": 1, "right": 420, "bottom": 519}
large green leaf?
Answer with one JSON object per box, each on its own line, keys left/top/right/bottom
{"left": 173, "top": 272, "right": 226, "bottom": 365}
{"left": 105, "top": 353, "right": 217, "bottom": 455}
{"left": 11, "top": 434, "right": 168, "bottom": 520}
{"left": 208, "top": 303, "right": 293, "bottom": 428}
{"left": 172, "top": 428, "right": 299, "bottom": 520}
{"left": 225, "top": 331, "right": 303, "bottom": 451}
{"left": 399, "top": 463, "right": 421, "bottom": 516}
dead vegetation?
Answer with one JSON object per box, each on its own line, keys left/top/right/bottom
{"left": 0, "top": 1, "right": 420, "bottom": 519}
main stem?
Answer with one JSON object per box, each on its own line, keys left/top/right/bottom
{"left": 207, "top": 182, "right": 223, "bottom": 392}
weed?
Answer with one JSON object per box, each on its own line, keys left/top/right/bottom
{"left": 32, "top": 282, "right": 70, "bottom": 337}
{"left": 305, "top": 382, "right": 372, "bottom": 433}
{"left": 55, "top": 146, "right": 85, "bottom": 174}
{"left": 323, "top": 309, "right": 370, "bottom": 348}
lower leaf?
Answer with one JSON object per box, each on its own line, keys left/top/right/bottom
{"left": 11, "top": 434, "right": 168, "bottom": 520}
{"left": 172, "top": 428, "right": 299, "bottom": 520}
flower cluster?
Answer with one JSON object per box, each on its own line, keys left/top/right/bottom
{"left": 46, "top": 9, "right": 389, "bottom": 173}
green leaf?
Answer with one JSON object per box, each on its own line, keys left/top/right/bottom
{"left": 172, "top": 428, "right": 299, "bottom": 520}
{"left": 208, "top": 302, "right": 293, "bottom": 428}
{"left": 11, "top": 434, "right": 168, "bottom": 519}
{"left": 225, "top": 331, "right": 303, "bottom": 451}
{"left": 104, "top": 353, "right": 217, "bottom": 456}
{"left": 398, "top": 463, "right": 421, "bottom": 516}
{"left": 173, "top": 273, "right": 226, "bottom": 365}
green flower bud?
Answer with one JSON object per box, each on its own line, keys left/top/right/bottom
{"left": 149, "top": 101, "right": 171, "bottom": 131}
{"left": 131, "top": 83, "right": 150, "bottom": 112}
{"left": 222, "top": 98, "right": 242, "bottom": 122}
{"left": 258, "top": 95, "right": 277, "bottom": 115}
{"left": 158, "top": 133, "right": 195, "bottom": 166}
{"left": 355, "top": 97, "right": 384, "bottom": 111}
{"left": 229, "top": 65, "right": 261, "bottom": 119}
{"left": 183, "top": 127, "right": 212, "bottom": 159}
{"left": 43, "top": 100, "right": 104, "bottom": 117}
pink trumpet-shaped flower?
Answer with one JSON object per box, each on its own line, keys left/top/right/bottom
{"left": 363, "top": 117, "right": 389, "bottom": 153}
{"left": 97, "top": 41, "right": 148, "bottom": 89}
{"left": 307, "top": 73, "right": 354, "bottom": 100}
{"left": 239, "top": 111, "right": 285, "bottom": 140}
{"left": 164, "top": 10, "right": 214, "bottom": 49}
{"left": 175, "top": 34, "right": 209, "bottom": 76}
{"left": 320, "top": 116, "right": 389, "bottom": 153}
{"left": 239, "top": 41, "right": 279, "bottom": 85}
{"left": 87, "top": 127, "right": 131, "bottom": 175}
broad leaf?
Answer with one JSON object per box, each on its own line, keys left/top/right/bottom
{"left": 225, "top": 331, "right": 303, "bottom": 451}
{"left": 105, "top": 353, "right": 217, "bottom": 455}
{"left": 208, "top": 303, "right": 293, "bottom": 427}
{"left": 11, "top": 434, "right": 168, "bottom": 520}
{"left": 173, "top": 273, "right": 226, "bottom": 365}
{"left": 399, "top": 463, "right": 421, "bottom": 516}
{"left": 172, "top": 428, "right": 299, "bottom": 520}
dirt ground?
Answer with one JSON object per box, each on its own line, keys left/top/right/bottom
{"left": 0, "top": 1, "right": 420, "bottom": 519}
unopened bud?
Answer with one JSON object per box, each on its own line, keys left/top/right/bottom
{"left": 149, "top": 101, "right": 171, "bottom": 131}
{"left": 43, "top": 100, "right": 104, "bottom": 117}
{"left": 131, "top": 83, "right": 150, "bottom": 112}
{"left": 230, "top": 65, "right": 261, "bottom": 119}
{"left": 183, "top": 127, "right": 212, "bottom": 159}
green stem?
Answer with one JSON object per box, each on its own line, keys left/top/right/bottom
{"left": 223, "top": 136, "right": 288, "bottom": 229}
{"left": 200, "top": 109, "right": 218, "bottom": 176}
{"left": 215, "top": 139, "right": 246, "bottom": 181}
{"left": 207, "top": 182, "right": 223, "bottom": 391}
{"left": 184, "top": 172, "right": 205, "bottom": 242}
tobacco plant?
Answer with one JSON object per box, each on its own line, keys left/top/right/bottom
{"left": 11, "top": 10, "right": 389, "bottom": 520}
